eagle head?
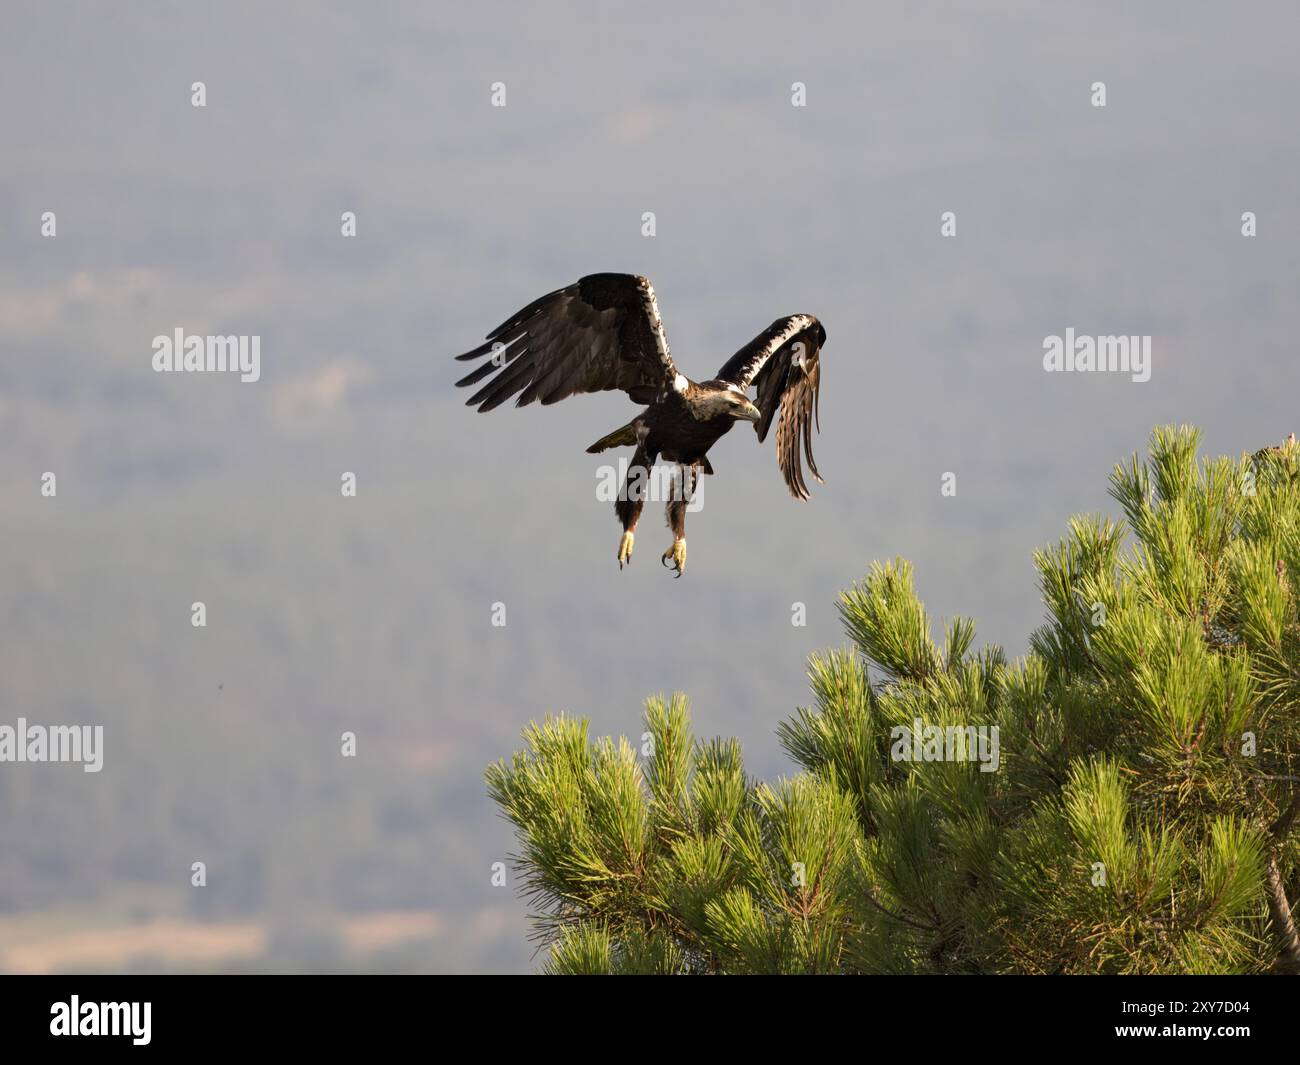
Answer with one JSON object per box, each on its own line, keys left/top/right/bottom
{"left": 727, "top": 392, "right": 761, "bottom": 423}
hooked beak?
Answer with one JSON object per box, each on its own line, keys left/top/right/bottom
{"left": 738, "top": 401, "right": 761, "bottom": 423}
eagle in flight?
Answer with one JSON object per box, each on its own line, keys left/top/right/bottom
{"left": 455, "top": 273, "right": 825, "bottom": 576}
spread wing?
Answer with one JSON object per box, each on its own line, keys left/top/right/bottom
{"left": 714, "top": 314, "right": 826, "bottom": 500}
{"left": 455, "top": 273, "right": 682, "bottom": 411}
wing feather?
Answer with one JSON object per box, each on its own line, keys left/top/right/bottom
{"left": 715, "top": 315, "right": 826, "bottom": 500}
{"left": 455, "top": 273, "right": 680, "bottom": 411}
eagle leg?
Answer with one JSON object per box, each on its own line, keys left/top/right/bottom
{"left": 661, "top": 463, "right": 697, "bottom": 578}
{"left": 615, "top": 443, "right": 652, "bottom": 569}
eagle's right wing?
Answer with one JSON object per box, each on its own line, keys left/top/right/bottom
{"left": 714, "top": 314, "right": 826, "bottom": 500}
{"left": 455, "top": 273, "right": 683, "bottom": 411}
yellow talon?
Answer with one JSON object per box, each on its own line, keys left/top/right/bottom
{"left": 617, "top": 531, "right": 635, "bottom": 569}
{"left": 661, "top": 539, "right": 687, "bottom": 577}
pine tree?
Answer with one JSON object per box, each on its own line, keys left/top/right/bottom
{"left": 486, "top": 426, "right": 1300, "bottom": 974}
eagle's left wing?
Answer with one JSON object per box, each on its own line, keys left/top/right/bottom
{"left": 714, "top": 315, "right": 826, "bottom": 500}
{"left": 454, "top": 273, "right": 682, "bottom": 411}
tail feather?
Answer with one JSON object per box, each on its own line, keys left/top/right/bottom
{"left": 586, "top": 422, "right": 640, "bottom": 454}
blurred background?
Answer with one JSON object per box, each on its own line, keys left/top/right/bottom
{"left": 1, "top": 0, "right": 1297, "bottom": 972}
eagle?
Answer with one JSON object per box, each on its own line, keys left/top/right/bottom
{"left": 454, "top": 273, "right": 826, "bottom": 576}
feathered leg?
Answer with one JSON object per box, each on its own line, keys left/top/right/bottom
{"left": 615, "top": 443, "right": 652, "bottom": 568}
{"left": 662, "top": 463, "right": 698, "bottom": 577}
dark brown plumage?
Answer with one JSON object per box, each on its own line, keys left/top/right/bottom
{"left": 455, "top": 272, "right": 827, "bottom": 574}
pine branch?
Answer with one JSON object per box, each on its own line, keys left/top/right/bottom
{"left": 1265, "top": 855, "right": 1300, "bottom": 974}
{"left": 1266, "top": 789, "right": 1300, "bottom": 973}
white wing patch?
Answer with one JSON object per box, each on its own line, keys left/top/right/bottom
{"left": 638, "top": 279, "right": 674, "bottom": 372}
{"left": 766, "top": 314, "right": 814, "bottom": 360}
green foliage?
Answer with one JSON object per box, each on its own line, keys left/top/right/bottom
{"left": 488, "top": 427, "right": 1300, "bottom": 973}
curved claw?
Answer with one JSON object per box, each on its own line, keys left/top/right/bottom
{"left": 617, "top": 531, "right": 635, "bottom": 569}
{"left": 661, "top": 539, "right": 687, "bottom": 578}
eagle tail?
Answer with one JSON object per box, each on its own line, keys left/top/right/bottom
{"left": 586, "top": 421, "right": 640, "bottom": 454}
